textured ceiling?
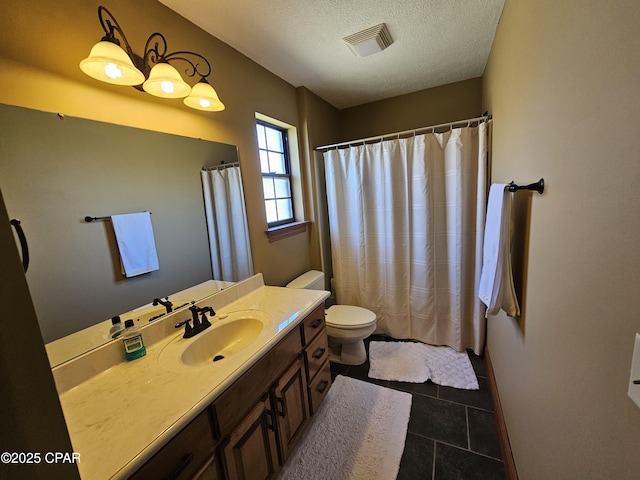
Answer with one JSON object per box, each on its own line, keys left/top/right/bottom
{"left": 158, "top": 0, "right": 505, "bottom": 109}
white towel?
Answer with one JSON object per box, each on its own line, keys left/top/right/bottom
{"left": 478, "top": 184, "right": 520, "bottom": 317}
{"left": 111, "top": 212, "right": 159, "bottom": 277}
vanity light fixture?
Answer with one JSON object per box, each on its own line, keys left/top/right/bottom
{"left": 80, "top": 6, "right": 225, "bottom": 112}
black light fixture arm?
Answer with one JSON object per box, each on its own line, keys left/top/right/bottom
{"left": 84, "top": 5, "right": 225, "bottom": 111}
{"left": 95, "top": 6, "right": 212, "bottom": 83}
{"left": 143, "top": 32, "right": 212, "bottom": 81}
{"left": 97, "top": 6, "right": 136, "bottom": 56}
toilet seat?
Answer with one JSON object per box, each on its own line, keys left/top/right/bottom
{"left": 325, "top": 305, "right": 376, "bottom": 330}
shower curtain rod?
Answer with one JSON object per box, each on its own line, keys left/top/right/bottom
{"left": 315, "top": 114, "right": 492, "bottom": 151}
{"left": 202, "top": 162, "right": 239, "bottom": 171}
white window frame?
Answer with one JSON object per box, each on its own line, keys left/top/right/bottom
{"left": 256, "top": 120, "right": 295, "bottom": 227}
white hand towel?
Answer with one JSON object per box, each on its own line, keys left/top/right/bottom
{"left": 111, "top": 212, "right": 159, "bottom": 277}
{"left": 478, "top": 184, "right": 520, "bottom": 317}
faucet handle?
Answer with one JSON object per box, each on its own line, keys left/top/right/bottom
{"left": 189, "top": 305, "right": 202, "bottom": 329}
{"left": 200, "top": 311, "right": 212, "bottom": 328}
{"left": 199, "top": 306, "right": 215, "bottom": 328}
{"left": 153, "top": 297, "right": 173, "bottom": 313}
{"left": 175, "top": 319, "right": 194, "bottom": 338}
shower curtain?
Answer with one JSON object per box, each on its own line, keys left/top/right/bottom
{"left": 324, "top": 123, "right": 487, "bottom": 354}
{"left": 201, "top": 166, "right": 254, "bottom": 282}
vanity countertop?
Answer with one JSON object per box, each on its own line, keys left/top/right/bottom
{"left": 57, "top": 278, "right": 329, "bottom": 479}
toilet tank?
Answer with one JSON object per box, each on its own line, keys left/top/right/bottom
{"left": 286, "top": 270, "right": 325, "bottom": 290}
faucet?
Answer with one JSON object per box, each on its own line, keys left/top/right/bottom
{"left": 175, "top": 305, "right": 215, "bottom": 338}
{"left": 152, "top": 297, "right": 173, "bottom": 313}
{"left": 200, "top": 306, "right": 216, "bottom": 320}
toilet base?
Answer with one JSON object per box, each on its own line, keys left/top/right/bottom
{"left": 328, "top": 338, "right": 368, "bottom": 365}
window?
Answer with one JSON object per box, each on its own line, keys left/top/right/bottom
{"left": 256, "top": 121, "right": 294, "bottom": 227}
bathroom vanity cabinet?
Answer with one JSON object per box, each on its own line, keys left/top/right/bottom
{"left": 128, "top": 410, "right": 219, "bottom": 480}
{"left": 128, "top": 304, "right": 330, "bottom": 480}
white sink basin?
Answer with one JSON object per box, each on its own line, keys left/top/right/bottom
{"left": 181, "top": 318, "right": 264, "bottom": 366}
{"left": 159, "top": 310, "right": 271, "bottom": 369}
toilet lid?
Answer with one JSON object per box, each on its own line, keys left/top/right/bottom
{"left": 325, "top": 305, "right": 377, "bottom": 329}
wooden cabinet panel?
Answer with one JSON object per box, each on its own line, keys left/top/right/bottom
{"left": 305, "top": 331, "right": 329, "bottom": 381}
{"left": 129, "top": 410, "right": 215, "bottom": 480}
{"left": 300, "top": 304, "right": 325, "bottom": 345}
{"left": 308, "top": 361, "right": 332, "bottom": 416}
{"left": 193, "top": 455, "right": 222, "bottom": 480}
{"left": 214, "top": 327, "right": 302, "bottom": 437}
{"left": 273, "top": 357, "right": 309, "bottom": 462}
{"left": 223, "top": 396, "right": 280, "bottom": 480}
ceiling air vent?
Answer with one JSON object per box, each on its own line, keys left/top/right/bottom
{"left": 343, "top": 23, "right": 393, "bottom": 57}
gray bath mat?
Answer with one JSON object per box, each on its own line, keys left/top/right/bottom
{"left": 368, "top": 341, "right": 479, "bottom": 390}
{"left": 277, "top": 375, "right": 412, "bottom": 480}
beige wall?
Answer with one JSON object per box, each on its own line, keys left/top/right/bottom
{"left": 483, "top": 0, "right": 640, "bottom": 478}
{"left": 339, "top": 77, "right": 483, "bottom": 141}
{"left": 0, "top": 0, "right": 310, "bottom": 288}
{"left": 296, "top": 87, "right": 341, "bottom": 279}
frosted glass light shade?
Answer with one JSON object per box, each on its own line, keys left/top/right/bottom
{"left": 142, "top": 63, "right": 191, "bottom": 98}
{"left": 183, "top": 81, "right": 225, "bottom": 111}
{"left": 79, "top": 41, "right": 145, "bottom": 86}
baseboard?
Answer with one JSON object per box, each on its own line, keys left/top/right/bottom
{"left": 485, "top": 347, "right": 519, "bottom": 480}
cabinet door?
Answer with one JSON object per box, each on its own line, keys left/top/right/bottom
{"left": 0, "top": 192, "right": 81, "bottom": 479}
{"left": 223, "top": 396, "right": 280, "bottom": 480}
{"left": 273, "top": 357, "right": 309, "bottom": 462}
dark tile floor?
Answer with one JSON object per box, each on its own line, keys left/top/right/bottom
{"left": 329, "top": 336, "right": 506, "bottom": 480}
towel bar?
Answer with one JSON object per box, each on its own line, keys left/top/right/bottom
{"left": 84, "top": 212, "right": 152, "bottom": 222}
{"left": 507, "top": 178, "right": 544, "bottom": 194}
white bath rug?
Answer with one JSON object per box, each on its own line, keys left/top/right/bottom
{"left": 277, "top": 375, "right": 412, "bottom": 480}
{"left": 368, "top": 341, "right": 480, "bottom": 390}
{"left": 366, "top": 340, "right": 431, "bottom": 383}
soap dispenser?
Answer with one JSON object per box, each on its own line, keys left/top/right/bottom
{"left": 122, "top": 319, "right": 147, "bottom": 361}
{"left": 109, "top": 315, "right": 125, "bottom": 339}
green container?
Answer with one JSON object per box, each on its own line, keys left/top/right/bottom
{"left": 122, "top": 319, "right": 147, "bottom": 361}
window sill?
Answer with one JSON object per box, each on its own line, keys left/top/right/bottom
{"left": 265, "top": 221, "right": 311, "bottom": 243}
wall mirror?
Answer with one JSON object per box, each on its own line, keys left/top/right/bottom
{"left": 0, "top": 103, "right": 250, "bottom": 367}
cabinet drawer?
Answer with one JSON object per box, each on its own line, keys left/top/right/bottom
{"left": 305, "top": 331, "right": 329, "bottom": 381}
{"left": 308, "top": 362, "right": 331, "bottom": 416}
{"left": 213, "top": 326, "right": 302, "bottom": 436}
{"left": 129, "top": 410, "right": 215, "bottom": 480}
{"left": 301, "top": 304, "right": 325, "bottom": 345}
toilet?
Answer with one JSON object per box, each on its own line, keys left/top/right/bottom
{"left": 286, "top": 270, "right": 377, "bottom": 365}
